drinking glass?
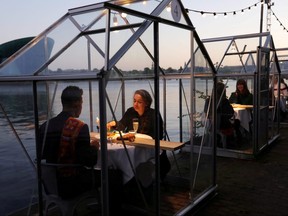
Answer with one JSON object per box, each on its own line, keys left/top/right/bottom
{"left": 132, "top": 118, "right": 139, "bottom": 133}
{"left": 96, "top": 117, "right": 100, "bottom": 132}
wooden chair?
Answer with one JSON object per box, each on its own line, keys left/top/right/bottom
{"left": 41, "top": 162, "right": 100, "bottom": 216}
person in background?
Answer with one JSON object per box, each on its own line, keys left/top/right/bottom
{"left": 273, "top": 77, "right": 288, "bottom": 120}
{"left": 216, "top": 82, "right": 235, "bottom": 140}
{"left": 39, "top": 85, "right": 122, "bottom": 214}
{"left": 273, "top": 77, "right": 288, "bottom": 98}
{"left": 204, "top": 82, "right": 235, "bottom": 147}
{"left": 229, "top": 79, "right": 253, "bottom": 105}
{"left": 229, "top": 79, "right": 253, "bottom": 143}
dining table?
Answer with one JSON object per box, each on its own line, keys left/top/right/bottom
{"left": 231, "top": 104, "right": 253, "bottom": 132}
{"left": 90, "top": 132, "right": 184, "bottom": 184}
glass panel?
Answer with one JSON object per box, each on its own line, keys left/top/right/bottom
{"left": 159, "top": 24, "right": 191, "bottom": 74}
{"left": 72, "top": 10, "right": 107, "bottom": 32}
{"left": 257, "top": 48, "right": 270, "bottom": 151}
{"left": 120, "top": 0, "right": 161, "bottom": 15}
{"left": 0, "top": 16, "right": 83, "bottom": 76}
{"left": 0, "top": 82, "right": 41, "bottom": 215}
{"left": 109, "top": 20, "right": 153, "bottom": 78}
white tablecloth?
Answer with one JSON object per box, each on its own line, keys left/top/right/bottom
{"left": 233, "top": 108, "right": 252, "bottom": 132}
{"left": 93, "top": 133, "right": 154, "bottom": 184}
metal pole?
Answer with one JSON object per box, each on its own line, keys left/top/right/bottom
{"left": 154, "top": 20, "right": 160, "bottom": 216}
{"left": 33, "top": 81, "right": 44, "bottom": 216}
{"left": 259, "top": 1, "right": 264, "bottom": 46}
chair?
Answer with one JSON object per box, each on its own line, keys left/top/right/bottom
{"left": 217, "top": 113, "right": 235, "bottom": 148}
{"left": 135, "top": 160, "right": 155, "bottom": 188}
{"left": 41, "top": 162, "right": 100, "bottom": 216}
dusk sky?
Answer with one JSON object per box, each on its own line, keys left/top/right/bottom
{"left": 1, "top": 0, "right": 287, "bottom": 70}
{"left": 1, "top": 0, "right": 287, "bottom": 45}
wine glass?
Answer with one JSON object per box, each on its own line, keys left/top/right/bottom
{"left": 132, "top": 118, "right": 139, "bottom": 133}
{"left": 96, "top": 117, "right": 100, "bottom": 132}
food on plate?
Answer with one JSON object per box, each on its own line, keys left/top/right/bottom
{"left": 107, "top": 131, "right": 116, "bottom": 138}
{"left": 116, "top": 133, "right": 135, "bottom": 142}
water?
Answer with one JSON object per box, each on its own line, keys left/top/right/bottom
{"left": 0, "top": 79, "right": 238, "bottom": 215}
{"left": 0, "top": 91, "right": 39, "bottom": 215}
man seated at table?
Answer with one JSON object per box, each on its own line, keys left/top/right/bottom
{"left": 39, "top": 85, "right": 123, "bottom": 214}
{"left": 204, "top": 82, "right": 235, "bottom": 147}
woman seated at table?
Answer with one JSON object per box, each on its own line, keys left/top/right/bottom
{"left": 107, "top": 89, "right": 170, "bottom": 201}
{"left": 229, "top": 79, "right": 253, "bottom": 142}
{"left": 107, "top": 89, "right": 163, "bottom": 140}
{"left": 229, "top": 79, "right": 253, "bottom": 105}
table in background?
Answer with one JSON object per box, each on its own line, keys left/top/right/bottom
{"left": 231, "top": 104, "right": 253, "bottom": 132}
{"left": 233, "top": 107, "right": 252, "bottom": 132}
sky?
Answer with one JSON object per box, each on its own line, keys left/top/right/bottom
{"left": 1, "top": 0, "right": 288, "bottom": 69}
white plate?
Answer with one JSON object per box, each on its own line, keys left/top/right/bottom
{"left": 135, "top": 133, "right": 152, "bottom": 139}
{"left": 93, "top": 132, "right": 152, "bottom": 140}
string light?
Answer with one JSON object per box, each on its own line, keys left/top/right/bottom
{"left": 186, "top": 1, "right": 263, "bottom": 17}
{"left": 201, "top": 11, "right": 206, "bottom": 17}
{"left": 121, "top": 12, "right": 127, "bottom": 18}
{"left": 166, "top": 3, "right": 171, "bottom": 12}
{"left": 185, "top": 0, "right": 288, "bottom": 33}
{"left": 271, "top": 9, "right": 288, "bottom": 33}
{"left": 108, "top": 1, "right": 288, "bottom": 34}
{"left": 113, "top": 14, "right": 118, "bottom": 26}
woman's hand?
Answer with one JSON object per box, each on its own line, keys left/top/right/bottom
{"left": 107, "top": 120, "right": 116, "bottom": 131}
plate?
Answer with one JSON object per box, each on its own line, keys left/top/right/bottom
{"left": 135, "top": 133, "right": 152, "bottom": 139}
{"left": 92, "top": 132, "right": 152, "bottom": 140}
{"left": 94, "top": 133, "right": 118, "bottom": 140}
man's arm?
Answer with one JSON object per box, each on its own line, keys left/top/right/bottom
{"left": 76, "top": 124, "right": 98, "bottom": 167}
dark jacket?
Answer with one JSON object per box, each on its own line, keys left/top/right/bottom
{"left": 204, "top": 97, "right": 234, "bottom": 130}
{"left": 217, "top": 98, "right": 235, "bottom": 130}
{"left": 229, "top": 92, "right": 253, "bottom": 105}
{"left": 116, "top": 107, "right": 169, "bottom": 181}
{"left": 40, "top": 111, "right": 97, "bottom": 166}
{"left": 39, "top": 111, "right": 98, "bottom": 198}
{"left": 116, "top": 107, "right": 164, "bottom": 140}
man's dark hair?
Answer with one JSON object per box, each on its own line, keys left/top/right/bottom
{"left": 216, "top": 82, "right": 227, "bottom": 98}
{"left": 61, "top": 86, "right": 83, "bottom": 107}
